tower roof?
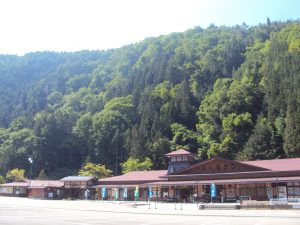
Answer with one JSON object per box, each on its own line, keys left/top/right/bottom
{"left": 165, "top": 149, "right": 196, "bottom": 158}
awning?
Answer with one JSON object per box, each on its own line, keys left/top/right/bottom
{"left": 144, "top": 176, "right": 300, "bottom": 187}
{"left": 92, "top": 184, "right": 148, "bottom": 188}
{"left": 197, "top": 176, "right": 300, "bottom": 185}
{"left": 28, "top": 186, "right": 47, "bottom": 189}
{"left": 145, "top": 180, "right": 198, "bottom": 187}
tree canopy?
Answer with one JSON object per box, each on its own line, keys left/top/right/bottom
{"left": 121, "top": 157, "right": 153, "bottom": 174}
{"left": 78, "top": 163, "right": 112, "bottom": 179}
{"left": 6, "top": 168, "right": 26, "bottom": 182}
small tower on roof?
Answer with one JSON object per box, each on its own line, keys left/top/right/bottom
{"left": 165, "top": 149, "right": 196, "bottom": 174}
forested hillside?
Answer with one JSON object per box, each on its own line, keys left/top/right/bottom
{"left": 0, "top": 20, "right": 299, "bottom": 178}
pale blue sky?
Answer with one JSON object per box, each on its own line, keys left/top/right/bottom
{"left": 0, "top": 0, "right": 299, "bottom": 55}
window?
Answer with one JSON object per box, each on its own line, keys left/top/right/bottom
{"left": 287, "top": 182, "right": 300, "bottom": 197}
{"left": 295, "top": 187, "right": 300, "bottom": 195}
{"left": 177, "top": 156, "right": 182, "bottom": 161}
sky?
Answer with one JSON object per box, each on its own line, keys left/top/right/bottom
{"left": 0, "top": 0, "right": 299, "bottom": 55}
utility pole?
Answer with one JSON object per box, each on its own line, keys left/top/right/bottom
{"left": 28, "top": 157, "right": 33, "bottom": 179}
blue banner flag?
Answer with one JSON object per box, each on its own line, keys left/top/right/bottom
{"left": 101, "top": 187, "right": 106, "bottom": 198}
{"left": 210, "top": 183, "right": 216, "bottom": 197}
{"left": 148, "top": 187, "right": 153, "bottom": 198}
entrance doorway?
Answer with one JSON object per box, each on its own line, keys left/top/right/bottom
{"left": 70, "top": 188, "right": 80, "bottom": 199}
{"left": 177, "top": 187, "right": 194, "bottom": 202}
{"left": 202, "top": 185, "right": 224, "bottom": 202}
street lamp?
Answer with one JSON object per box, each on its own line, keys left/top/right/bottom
{"left": 28, "top": 157, "right": 33, "bottom": 179}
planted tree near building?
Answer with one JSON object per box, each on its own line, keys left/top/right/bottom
{"left": 6, "top": 168, "right": 26, "bottom": 182}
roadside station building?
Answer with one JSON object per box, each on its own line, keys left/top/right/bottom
{"left": 1, "top": 149, "right": 300, "bottom": 202}
{"left": 96, "top": 149, "right": 300, "bottom": 202}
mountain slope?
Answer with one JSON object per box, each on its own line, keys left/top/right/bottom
{"left": 0, "top": 20, "right": 299, "bottom": 178}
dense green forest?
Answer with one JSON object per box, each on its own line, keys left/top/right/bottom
{"left": 0, "top": 19, "right": 300, "bottom": 179}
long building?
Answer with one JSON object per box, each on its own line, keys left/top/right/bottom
{"left": 95, "top": 149, "right": 300, "bottom": 202}
{"left": 1, "top": 149, "right": 300, "bottom": 202}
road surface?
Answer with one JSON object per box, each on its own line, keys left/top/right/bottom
{"left": 0, "top": 197, "right": 299, "bottom": 225}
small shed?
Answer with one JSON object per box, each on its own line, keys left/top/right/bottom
{"left": 28, "top": 180, "right": 64, "bottom": 199}
{"left": 0, "top": 182, "right": 29, "bottom": 197}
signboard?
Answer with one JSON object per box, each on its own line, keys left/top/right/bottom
{"left": 148, "top": 187, "right": 153, "bottom": 198}
{"left": 101, "top": 187, "right": 106, "bottom": 198}
{"left": 70, "top": 182, "right": 81, "bottom": 188}
{"left": 123, "top": 187, "right": 128, "bottom": 198}
{"left": 210, "top": 183, "right": 216, "bottom": 197}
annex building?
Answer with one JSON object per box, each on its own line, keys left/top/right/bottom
{"left": 1, "top": 149, "right": 300, "bottom": 202}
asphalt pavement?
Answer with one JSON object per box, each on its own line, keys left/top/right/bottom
{"left": 0, "top": 197, "right": 300, "bottom": 225}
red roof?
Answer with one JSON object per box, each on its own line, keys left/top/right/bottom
{"left": 98, "top": 170, "right": 167, "bottom": 182}
{"left": 29, "top": 180, "right": 64, "bottom": 188}
{"left": 0, "top": 182, "right": 29, "bottom": 187}
{"left": 165, "top": 149, "right": 195, "bottom": 157}
{"left": 0, "top": 180, "right": 64, "bottom": 188}
{"left": 244, "top": 158, "right": 300, "bottom": 171}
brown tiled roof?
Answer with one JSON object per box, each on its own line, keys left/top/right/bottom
{"left": 29, "top": 180, "right": 64, "bottom": 188}
{"left": 98, "top": 170, "right": 167, "bottom": 182}
{"left": 0, "top": 182, "right": 29, "bottom": 187}
{"left": 165, "top": 149, "right": 195, "bottom": 157}
{"left": 167, "top": 156, "right": 269, "bottom": 176}
{"left": 243, "top": 158, "right": 300, "bottom": 171}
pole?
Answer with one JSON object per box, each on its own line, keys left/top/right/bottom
{"left": 174, "top": 186, "right": 177, "bottom": 210}
{"left": 30, "top": 163, "right": 32, "bottom": 179}
{"left": 115, "top": 147, "right": 118, "bottom": 175}
{"left": 155, "top": 187, "right": 157, "bottom": 209}
{"left": 28, "top": 157, "right": 33, "bottom": 179}
{"left": 276, "top": 175, "right": 279, "bottom": 200}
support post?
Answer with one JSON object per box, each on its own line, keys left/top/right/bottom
{"left": 174, "top": 186, "right": 177, "bottom": 210}
{"left": 155, "top": 187, "right": 157, "bottom": 209}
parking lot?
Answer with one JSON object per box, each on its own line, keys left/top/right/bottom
{"left": 0, "top": 197, "right": 300, "bottom": 225}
